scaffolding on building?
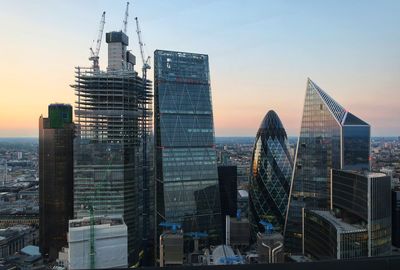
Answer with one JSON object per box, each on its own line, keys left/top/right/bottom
{"left": 71, "top": 65, "right": 153, "bottom": 264}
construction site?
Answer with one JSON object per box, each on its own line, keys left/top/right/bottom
{"left": 70, "top": 2, "right": 154, "bottom": 268}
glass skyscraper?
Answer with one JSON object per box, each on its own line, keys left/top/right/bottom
{"left": 332, "top": 170, "right": 392, "bottom": 257}
{"left": 249, "top": 110, "right": 293, "bottom": 238}
{"left": 303, "top": 170, "right": 392, "bottom": 260}
{"left": 154, "top": 50, "right": 221, "bottom": 242}
{"left": 39, "top": 104, "right": 74, "bottom": 260}
{"left": 284, "top": 78, "right": 370, "bottom": 252}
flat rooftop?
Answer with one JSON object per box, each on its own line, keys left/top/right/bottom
{"left": 365, "top": 172, "right": 387, "bottom": 178}
{"left": 69, "top": 215, "right": 124, "bottom": 228}
{"left": 311, "top": 210, "right": 366, "bottom": 233}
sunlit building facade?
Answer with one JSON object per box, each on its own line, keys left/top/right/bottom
{"left": 154, "top": 50, "right": 221, "bottom": 242}
{"left": 249, "top": 110, "right": 293, "bottom": 238}
{"left": 284, "top": 79, "right": 370, "bottom": 252}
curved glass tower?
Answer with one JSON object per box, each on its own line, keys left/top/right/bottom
{"left": 249, "top": 110, "right": 293, "bottom": 237}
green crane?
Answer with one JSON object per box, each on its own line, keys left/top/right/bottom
{"left": 89, "top": 205, "right": 95, "bottom": 269}
{"left": 82, "top": 190, "right": 96, "bottom": 269}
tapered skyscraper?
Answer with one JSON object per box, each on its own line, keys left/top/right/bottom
{"left": 154, "top": 50, "right": 221, "bottom": 243}
{"left": 284, "top": 79, "right": 370, "bottom": 252}
{"left": 249, "top": 110, "right": 293, "bottom": 238}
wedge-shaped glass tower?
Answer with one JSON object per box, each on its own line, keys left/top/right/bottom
{"left": 249, "top": 110, "right": 293, "bottom": 238}
{"left": 284, "top": 79, "right": 370, "bottom": 252}
{"left": 154, "top": 50, "right": 222, "bottom": 243}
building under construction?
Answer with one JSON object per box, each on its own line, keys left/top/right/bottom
{"left": 71, "top": 7, "right": 154, "bottom": 266}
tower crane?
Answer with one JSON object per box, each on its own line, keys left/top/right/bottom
{"left": 89, "top": 11, "right": 106, "bottom": 71}
{"left": 123, "top": 2, "right": 129, "bottom": 33}
{"left": 134, "top": 16, "right": 153, "bottom": 268}
{"left": 134, "top": 17, "right": 151, "bottom": 78}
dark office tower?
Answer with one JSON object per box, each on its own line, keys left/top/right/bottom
{"left": 72, "top": 30, "right": 153, "bottom": 264}
{"left": 249, "top": 110, "right": 293, "bottom": 238}
{"left": 303, "top": 209, "right": 369, "bottom": 260}
{"left": 392, "top": 189, "right": 400, "bottom": 247}
{"left": 154, "top": 50, "right": 222, "bottom": 242}
{"left": 331, "top": 170, "right": 392, "bottom": 257}
{"left": 218, "top": 166, "right": 238, "bottom": 218}
{"left": 284, "top": 78, "right": 370, "bottom": 253}
{"left": 39, "top": 104, "right": 74, "bottom": 260}
{"left": 218, "top": 165, "right": 238, "bottom": 241}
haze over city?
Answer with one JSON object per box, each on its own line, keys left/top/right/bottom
{"left": 0, "top": 0, "right": 399, "bottom": 137}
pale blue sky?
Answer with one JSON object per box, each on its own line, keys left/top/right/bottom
{"left": 0, "top": 0, "right": 399, "bottom": 136}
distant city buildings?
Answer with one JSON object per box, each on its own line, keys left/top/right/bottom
{"left": 154, "top": 50, "right": 222, "bottom": 244}
{"left": 39, "top": 104, "right": 74, "bottom": 260}
{"left": 248, "top": 110, "right": 293, "bottom": 238}
{"left": 1, "top": 3, "right": 399, "bottom": 263}
{"left": 0, "top": 244, "right": 44, "bottom": 270}
{"left": 285, "top": 79, "right": 370, "bottom": 253}
{"left": 0, "top": 225, "right": 38, "bottom": 259}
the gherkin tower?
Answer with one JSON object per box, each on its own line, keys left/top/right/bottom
{"left": 249, "top": 110, "right": 293, "bottom": 239}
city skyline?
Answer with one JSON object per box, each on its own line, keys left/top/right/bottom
{"left": 1, "top": 0, "right": 400, "bottom": 137}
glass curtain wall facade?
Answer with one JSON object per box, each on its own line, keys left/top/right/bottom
{"left": 284, "top": 79, "right": 370, "bottom": 252}
{"left": 392, "top": 189, "right": 400, "bottom": 248}
{"left": 303, "top": 209, "right": 368, "bottom": 260}
{"left": 369, "top": 173, "right": 392, "bottom": 256}
{"left": 39, "top": 104, "right": 74, "bottom": 260}
{"left": 332, "top": 170, "right": 392, "bottom": 257}
{"left": 154, "top": 50, "right": 221, "bottom": 243}
{"left": 249, "top": 110, "right": 293, "bottom": 238}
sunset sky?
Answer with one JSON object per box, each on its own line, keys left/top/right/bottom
{"left": 0, "top": 0, "right": 399, "bottom": 137}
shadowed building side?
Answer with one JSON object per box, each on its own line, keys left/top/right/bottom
{"left": 39, "top": 104, "right": 74, "bottom": 260}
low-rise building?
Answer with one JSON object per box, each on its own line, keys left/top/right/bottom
{"left": 0, "top": 225, "right": 39, "bottom": 259}
{"left": 67, "top": 215, "right": 128, "bottom": 269}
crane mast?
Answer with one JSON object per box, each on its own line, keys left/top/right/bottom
{"left": 89, "top": 11, "right": 106, "bottom": 71}
{"left": 135, "top": 16, "right": 152, "bottom": 267}
{"left": 123, "top": 2, "right": 129, "bottom": 33}
{"left": 134, "top": 17, "right": 151, "bottom": 76}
